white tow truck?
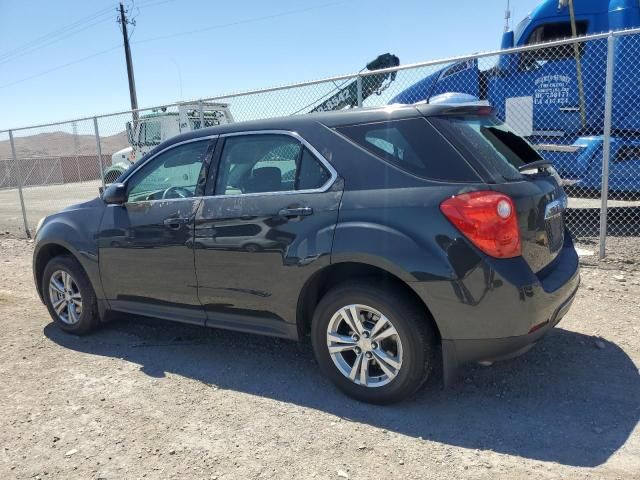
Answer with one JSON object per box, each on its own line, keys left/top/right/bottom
{"left": 105, "top": 102, "right": 234, "bottom": 182}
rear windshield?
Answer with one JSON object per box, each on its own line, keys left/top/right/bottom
{"left": 335, "top": 118, "right": 479, "bottom": 182}
{"left": 429, "top": 115, "right": 542, "bottom": 181}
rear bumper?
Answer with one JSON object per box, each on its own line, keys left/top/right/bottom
{"left": 441, "top": 281, "right": 578, "bottom": 386}
{"left": 409, "top": 232, "right": 580, "bottom": 386}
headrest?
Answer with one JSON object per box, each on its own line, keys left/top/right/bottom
{"left": 244, "top": 166, "right": 282, "bottom": 193}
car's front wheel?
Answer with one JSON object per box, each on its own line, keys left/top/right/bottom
{"left": 311, "top": 282, "right": 435, "bottom": 404}
{"left": 42, "top": 255, "right": 99, "bottom": 335}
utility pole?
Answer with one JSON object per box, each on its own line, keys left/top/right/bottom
{"left": 504, "top": 0, "right": 511, "bottom": 32}
{"left": 118, "top": 2, "right": 139, "bottom": 121}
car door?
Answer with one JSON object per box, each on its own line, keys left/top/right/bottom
{"left": 98, "top": 138, "right": 215, "bottom": 325}
{"left": 194, "top": 131, "right": 343, "bottom": 337}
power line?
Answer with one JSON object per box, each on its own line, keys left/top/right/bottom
{"left": 133, "top": 0, "right": 349, "bottom": 45}
{"left": 0, "top": 6, "right": 114, "bottom": 59}
{"left": 0, "top": 0, "right": 170, "bottom": 66}
{"left": 0, "top": 45, "right": 121, "bottom": 90}
{"left": 0, "top": 5, "right": 116, "bottom": 63}
{"left": 0, "top": 0, "right": 352, "bottom": 91}
{"left": 135, "top": 0, "right": 179, "bottom": 8}
{"left": 0, "top": 15, "right": 114, "bottom": 67}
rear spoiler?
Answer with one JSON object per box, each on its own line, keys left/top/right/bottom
{"left": 416, "top": 103, "right": 493, "bottom": 118}
{"left": 518, "top": 159, "right": 554, "bottom": 172}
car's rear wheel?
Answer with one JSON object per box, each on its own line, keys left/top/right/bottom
{"left": 42, "top": 255, "right": 99, "bottom": 335}
{"left": 311, "top": 282, "right": 435, "bottom": 404}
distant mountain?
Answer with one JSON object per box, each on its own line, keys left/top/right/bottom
{"left": 0, "top": 131, "right": 129, "bottom": 159}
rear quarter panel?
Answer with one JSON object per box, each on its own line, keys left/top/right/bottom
{"left": 332, "top": 184, "right": 493, "bottom": 340}
{"left": 333, "top": 184, "right": 578, "bottom": 340}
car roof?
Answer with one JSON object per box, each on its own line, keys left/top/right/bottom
{"left": 161, "top": 103, "right": 490, "bottom": 148}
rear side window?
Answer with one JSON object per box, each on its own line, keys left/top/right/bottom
{"left": 336, "top": 118, "right": 479, "bottom": 182}
{"left": 430, "top": 116, "right": 542, "bottom": 181}
{"left": 215, "top": 134, "right": 332, "bottom": 195}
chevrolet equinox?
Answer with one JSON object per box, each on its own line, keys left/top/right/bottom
{"left": 33, "top": 104, "right": 580, "bottom": 404}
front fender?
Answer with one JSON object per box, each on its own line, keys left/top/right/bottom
{"left": 33, "top": 198, "right": 106, "bottom": 301}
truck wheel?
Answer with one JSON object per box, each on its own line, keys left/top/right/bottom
{"left": 42, "top": 255, "right": 99, "bottom": 335}
{"left": 311, "top": 282, "right": 435, "bottom": 404}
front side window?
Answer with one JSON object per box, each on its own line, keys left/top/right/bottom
{"left": 127, "top": 140, "right": 210, "bottom": 201}
{"left": 215, "top": 134, "right": 331, "bottom": 195}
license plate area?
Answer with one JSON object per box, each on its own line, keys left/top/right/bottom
{"left": 545, "top": 212, "right": 565, "bottom": 253}
{"left": 543, "top": 195, "right": 567, "bottom": 254}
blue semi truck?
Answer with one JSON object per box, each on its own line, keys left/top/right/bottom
{"left": 390, "top": 0, "right": 640, "bottom": 192}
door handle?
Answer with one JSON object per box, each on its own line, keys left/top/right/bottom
{"left": 163, "top": 217, "right": 190, "bottom": 229}
{"left": 277, "top": 206, "right": 313, "bottom": 217}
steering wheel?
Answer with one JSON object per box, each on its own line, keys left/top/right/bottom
{"left": 162, "top": 186, "right": 192, "bottom": 199}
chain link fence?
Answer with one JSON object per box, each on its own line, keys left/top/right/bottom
{"left": 0, "top": 130, "right": 27, "bottom": 235}
{"left": 1, "top": 29, "right": 639, "bottom": 260}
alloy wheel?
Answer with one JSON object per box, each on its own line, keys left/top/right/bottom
{"left": 326, "top": 304, "right": 403, "bottom": 388}
{"left": 48, "top": 270, "right": 83, "bottom": 325}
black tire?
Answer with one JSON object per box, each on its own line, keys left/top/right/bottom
{"left": 243, "top": 243, "right": 262, "bottom": 253}
{"left": 311, "top": 281, "right": 435, "bottom": 404}
{"left": 104, "top": 170, "right": 120, "bottom": 184}
{"left": 42, "top": 255, "right": 100, "bottom": 335}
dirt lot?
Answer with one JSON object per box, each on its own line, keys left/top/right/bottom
{"left": 0, "top": 236, "right": 638, "bottom": 480}
{"left": 0, "top": 181, "right": 102, "bottom": 236}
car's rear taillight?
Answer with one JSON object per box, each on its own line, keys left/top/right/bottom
{"left": 440, "top": 191, "right": 521, "bottom": 259}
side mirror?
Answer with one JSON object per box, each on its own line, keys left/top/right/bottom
{"left": 103, "top": 182, "right": 127, "bottom": 205}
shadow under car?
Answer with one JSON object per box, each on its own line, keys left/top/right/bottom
{"left": 44, "top": 318, "right": 640, "bottom": 468}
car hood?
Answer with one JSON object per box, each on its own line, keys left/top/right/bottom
{"left": 61, "top": 196, "right": 104, "bottom": 212}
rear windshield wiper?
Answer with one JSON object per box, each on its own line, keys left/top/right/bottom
{"left": 518, "top": 159, "right": 553, "bottom": 172}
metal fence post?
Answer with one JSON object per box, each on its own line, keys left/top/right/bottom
{"left": 198, "top": 100, "right": 205, "bottom": 129}
{"left": 93, "top": 117, "right": 105, "bottom": 189}
{"left": 356, "top": 75, "right": 363, "bottom": 107}
{"left": 599, "top": 33, "right": 615, "bottom": 260}
{"left": 3, "top": 157, "right": 9, "bottom": 188}
{"left": 9, "top": 130, "right": 31, "bottom": 238}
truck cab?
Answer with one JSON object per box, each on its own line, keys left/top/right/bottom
{"left": 391, "top": 0, "right": 640, "bottom": 192}
{"left": 105, "top": 102, "right": 234, "bottom": 183}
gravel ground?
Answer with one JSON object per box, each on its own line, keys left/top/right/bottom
{"left": 0, "top": 236, "right": 638, "bottom": 480}
{"left": 0, "top": 181, "right": 102, "bottom": 236}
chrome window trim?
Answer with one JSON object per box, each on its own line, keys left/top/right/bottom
{"left": 119, "top": 135, "right": 219, "bottom": 205}
{"left": 119, "top": 129, "right": 338, "bottom": 204}
{"left": 207, "top": 129, "right": 338, "bottom": 198}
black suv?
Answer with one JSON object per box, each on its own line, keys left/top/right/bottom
{"left": 33, "top": 104, "right": 579, "bottom": 404}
